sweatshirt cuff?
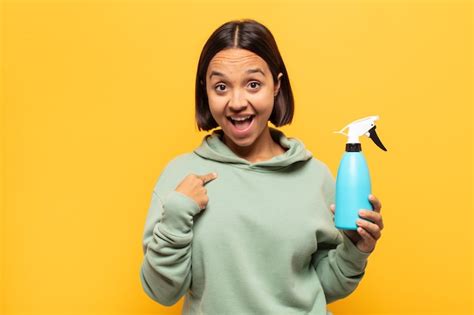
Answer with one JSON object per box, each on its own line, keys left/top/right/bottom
{"left": 159, "top": 190, "right": 202, "bottom": 237}
{"left": 335, "top": 232, "right": 371, "bottom": 277}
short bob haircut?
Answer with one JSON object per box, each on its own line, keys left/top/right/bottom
{"left": 195, "top": 19, "right": 294, "bottom": 131}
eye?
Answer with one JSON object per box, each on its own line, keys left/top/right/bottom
{"left": 248, "top": 81, "right": 261, "bottom": 89}
{"left": 215, "top": 84, "right": 226, "bottom": 92}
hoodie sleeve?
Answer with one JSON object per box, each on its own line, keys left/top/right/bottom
{"left": 311, "top": 164, "right": 371, "bottom": 304}
{"left": 139, "top": 176, "right": 202, "bottom": 306}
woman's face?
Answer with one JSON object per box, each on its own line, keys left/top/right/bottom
{"left": 205, "top": 48, "right": 282, "bottom": 148}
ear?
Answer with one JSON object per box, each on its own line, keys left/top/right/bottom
{"left": 274, "top": 73, "right": 283, "bottom": 96}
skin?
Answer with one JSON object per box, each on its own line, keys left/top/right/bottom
{"left": 175, "top": 172, "right": 217, "bottom": 210}
{"left": 177, "top": 48, "right": 384, "bottom": 254}
{"left": 205, "top": 48, "right": 285, "bottom": 163}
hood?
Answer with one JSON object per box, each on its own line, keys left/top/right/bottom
{"left": 193, "top": 127, "right": 313, "bottom": 171}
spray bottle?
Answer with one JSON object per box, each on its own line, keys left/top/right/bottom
{"left": 334, "top": 115, "right": 387, "bottom": 230}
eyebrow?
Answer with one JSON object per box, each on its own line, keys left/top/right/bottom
{"left": 209, "top": 68, "right": 265, "bottom": 79}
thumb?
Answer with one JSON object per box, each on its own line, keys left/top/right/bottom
{"left": 198, "top": 172, "right": 218, "bottom": 185}
{"left": 329, "top": 204, "right": 335, "bottom": 214}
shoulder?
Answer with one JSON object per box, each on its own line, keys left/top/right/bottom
{"left": 152, "top": 152, "right": 199, "bottom": 195}
{"left": 306, "top": 156, "right": 334, "bottom": 178}
{"left": 159, "top": 152, "right": 202, "bottom": 180}
{"left": 163, "top": 152, "right": 197, "bottom": 170}
{"left": 306, "top": 158, "right": 336, "bottom": 203}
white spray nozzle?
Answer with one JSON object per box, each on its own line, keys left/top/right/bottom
{"left": 334, "top": 115, "right": 379, "bottom": 143}
{"left": 334, "top": 115, "right": 387, "bottom": 151}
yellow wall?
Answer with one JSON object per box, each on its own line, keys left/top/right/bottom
{"left": 1, "top": 0, "right": 472, "bottom": 314}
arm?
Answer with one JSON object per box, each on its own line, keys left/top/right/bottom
{"left": 311, "top": 231, "right": 370, "bottom": 303}
{"left": 139, "top": 184, "right": 201, "bottom": 306}
{"left": 311, "top": 164, "right": 371, "bottom": 304}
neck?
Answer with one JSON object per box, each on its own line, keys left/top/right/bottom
{"left": 222, "top": 126, "right": 285, "bottom": 163}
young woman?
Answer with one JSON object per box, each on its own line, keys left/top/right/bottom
{"left": 140, "top": 19, "right": 384, "bottom": 315}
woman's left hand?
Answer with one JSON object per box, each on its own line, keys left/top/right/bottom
{"left": 330, "top": 194, "right": 384, "bottom": 253}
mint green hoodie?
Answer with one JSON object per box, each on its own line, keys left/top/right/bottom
{"left": 140, "top": 127, "right": 371, "bottom": 315}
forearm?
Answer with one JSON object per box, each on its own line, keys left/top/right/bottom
{"left": 313, "top": 232, "right": 371, "bottom": 303}
{"left": 140, "top": 190, "right": 201, "bottom": 306}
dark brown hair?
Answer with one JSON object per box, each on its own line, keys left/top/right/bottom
{"left": 195, "top": 19, "right": 295, "bottom": 131}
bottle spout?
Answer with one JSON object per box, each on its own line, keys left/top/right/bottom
{"left": 335, "top": 115, "right": 388, "bottom": 151}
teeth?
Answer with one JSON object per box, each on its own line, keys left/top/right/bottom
{"left": 230, "top": 115, "right": 251, "bottom": 121}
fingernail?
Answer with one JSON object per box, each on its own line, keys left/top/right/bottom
{"left": 213, "top": 172, "right": 218, "bottom": 177}
{"left": 359, "top": 210, "right": 365, "bottom": 215}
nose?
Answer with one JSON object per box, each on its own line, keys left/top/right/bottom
{"left": 228, "top": 89, "right": 248, "bottom": 112}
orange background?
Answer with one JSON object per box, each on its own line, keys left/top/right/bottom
{"left": 1, "top": 0, "right": 472, "bottom": 314}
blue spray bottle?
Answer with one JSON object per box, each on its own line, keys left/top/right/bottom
{"left": 334, "top": 116, "right": 387, "bottom": 230}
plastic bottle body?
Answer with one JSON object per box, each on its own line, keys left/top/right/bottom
{"left": 335, "top": 152, "right": 373, "bottom": 230}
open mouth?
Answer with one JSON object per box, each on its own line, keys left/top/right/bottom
{"left": 227, "top": 115, "right": 255, "bottom": 131}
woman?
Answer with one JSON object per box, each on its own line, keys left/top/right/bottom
{"left": 140, "top": 19, "right": 384, "bottom": 315}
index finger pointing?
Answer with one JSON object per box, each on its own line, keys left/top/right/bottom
{"left": 198, "top": 172, "right": 218, "bottom": 185}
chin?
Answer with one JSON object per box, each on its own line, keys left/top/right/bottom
{"left": 230, "top": 136, "right": 256, "bottom": 147}
{"left": 222, "top": 129, "right": 259, "bottom": 148}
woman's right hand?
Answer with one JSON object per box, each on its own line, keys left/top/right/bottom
{"left": 175, "top": 172, "right": 218, "bottom": 211}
